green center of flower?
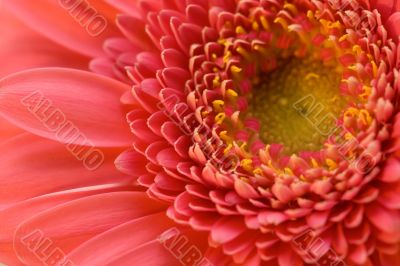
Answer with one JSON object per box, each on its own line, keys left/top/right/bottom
{"left": 247, "top": 57, "right": 345, "bottom": 154}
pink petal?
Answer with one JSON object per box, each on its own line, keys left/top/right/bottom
{"left": 104, "top": 228, "right": 208, "bottom": 265}
{"left": 157, "top": 148, "right": 185, "bottom": 168}
{"left": 381, "top": 158, "right": 400, "bottom": 183}
{"left": 365, "top": 202, "right": 400, "bottom": 234}
{"left": 278, "top": 246, "right": 303, "bottom": 266}
{"left": 0, "top": 134, "right": 132, "bottom": 209}
{"left": 0, "top": 183, "right": 132, "bottom": 265}
{"left": 105, "top": 0, "right": 141, "bottom": 17}
{"left": 271, "top": 183, "right": 295, "bottom": 203}
{"left": 331, "top": 224, "right": 348, "bottom": 256}
{"left": 103, "top": 240, "right": 178, "bottom": 265}
{"left": 12, "top": 192, "right": 166, "bottom": 265}
{"left": 0, "top": 117, "right": 23, "bottom": 144}
{"left": 370, "top": 0, "right": 400, "bottom": 21}
{"left": 114, "top": 149, "right": 149, "bottom": 176}
{"left": 306, "top": 211, "right": 330, "bottom": 229}
{"left": 348, "top": 244, "right": 368, "bottom": 265}
{"left": 386, "top": 12, "right": 400, "bottom": 40}
{"left": 258, "top": 210, "right": 289, "bottom": 225}
{"left": 379, "top": 183, "right": 400, "bottom": 209}
{"left": 116, "top": 14, "right": 155, "bottom": 51}
{"left": 0, "top": 7, "right": 89, "bottom": 78}
{"left": 378, "top": 252, "right": 400, "bottom": 266}
{"left": 0, "top": 183, "right": 132, "bottom": 240}
{"left": 0, "top": 68, "right": 132, "bottom": 146}
{"left": 66, "top": 212, "right": 174, "bottom": 265}
{"left": 234, "top": 178, "right": 260, "bottom": 199}
{"left": 3, "top": 0, "right": 120, "bottom": 58}
{"left": 211, "top": 217, "right": 246, "bottom": 244}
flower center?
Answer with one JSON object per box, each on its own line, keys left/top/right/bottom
{"left": 247, "top": 57, "right": 345, "bottom": 154}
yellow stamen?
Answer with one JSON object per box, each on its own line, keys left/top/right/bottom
{"left": 215, "top": 112, "right": 226, "bottom": 124}
{"left": 213, "top": 76, "right": 221, "bottom": 88}
{"left": 307, "top": 10, "right": 315, "bottom": 21}
{"left": 240, "top": 176, "right": 249, "bottom": 182}
{"left": 326, "top": 159, "right": 337, "bottom": 170}
{"left": 359, "top": 109, "right": 372, "bottom": 125}
{"left": 339, "top": 34, "right": 348, "bottom": 42}
{"left": 218, "top": 39, "right": 226, "bottom": 45}
{"left": 253, "top": 44, "right": 267, "bottom": 55}
{"left": 252, "top": 21, "right": 260, "bottom": 31}
{"left": 311, "top": 158, "right": 319, "bottom": 168}
{"left": 212, "top": 100, "right": 224, "bottom": 112}
{"left": 235, "top": 26, "right": 246, "bottom": 35}
{"left": 219, "top": 130, "right": 228, "bottom": 139}
{"left": 253, "top": 168, "right": 263, "bottom": 175}
{"left": 305, "top": 73, "right": 320, "bottom": 81}
{"left": 359, "top": 85, "right": 371, "bottom": 100}
{"left": 284, "top": 167, "right": 294, "bottom": 176}
{"left": 239, "top": 142, "right": 248, "bottom": 153}
{"left": 201, "top": 110, "right": 209, "bottom": 117}
{"left": 224, "top": 143, "right": 233, "bottom": 154}
{"left": 223, "top": 51, "right": 231, "bottom": 64}
{"left": 236, "top": 47, "right": 251, "bottom": 60}
{"left": 371, "top": 60, "right": 377, "bottom": 77}
{"left": 284, "top": 3, "right": 298, "bottom": 14}
{"left": 274, "top": 17, "right": 288, "bottom": 29}
{"left": 348, "top": 64, "right": 357, "bottom": 72}
{"left": 344, "top": 107, "right": 359, "bottom": 117}
{"left": 241, "top": 159, "right": 253, "bottom": 172}
{"left": 345, "top": 132, "right": 354, "bottom": 140}
{"left": 352, "top": 45, "right": 362, "bottom": 56}
{"left": 230, "top": 65, "right": 242, "bottom": 73}
{"left": 327, "top": 21, "right": 342, "bottom": 29}
{"left": 259, "top": 16, "right": 270, "bottom": 30}
{"left": 226, "top": 89, "right": 238, "bottom": 99}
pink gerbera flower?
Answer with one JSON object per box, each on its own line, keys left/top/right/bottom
{"left": 0, "top": 0, "right": 400, "bottom": 265}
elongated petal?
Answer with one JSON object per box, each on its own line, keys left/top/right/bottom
{"left": 0, "top": 184, "right": 134, "bottom": 264}
{"left": 104, "top": 240, "right": 178, "bottom": 265}
{"left": 12, "top": 192, "right": 167, "bottom": 265}
{"left": 66, "top": 213, "right": 174, "bottom": 265}
{"left": 0, "top": 7, "right": 89, "bottom": 78}
{"left": 386, "top": 12, "right": 400, "bottom": 39}
{"left": 0, "top": 68, "right": 132, "bottom": 146}
{"left": 370, "top": 0, "right": 400, "bottom": 21}
{"left": 105, "top": 0, "right": 141, "bottom": 17}
{"left": 2, "top": 0, "right": 120, "bottom": 58}
{"left": 0, "top": 116, "right": 23, "bottom": 144}
{"left": 0, "top": 133, "right": 133, "bottom": 209}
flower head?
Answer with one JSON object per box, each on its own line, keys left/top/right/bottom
{"left": 114, "top": 0, "right": 400, "bottom": 264}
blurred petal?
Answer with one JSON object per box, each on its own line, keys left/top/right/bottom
{"left": 66, "top": 212, "right": 174, "bottom": 265}
{"left": 12, "top": 192, "right": 166, "bottom": 265}
{"left": 0, "top": 184, "right": 134, "bottom": 264}
{"left": 0, "top": 7, "right": 89, "bottom": 78}
{"left": 0, "top": 133, "right": 132, "bottom": 209}
{"left": 0, "top": 68, "right": 132, "bottom": 147}
{"left": 2, "top": 0, "right": 120, "bottom": 58}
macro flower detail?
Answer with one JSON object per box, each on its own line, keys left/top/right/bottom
{"left": 0, "top": 0, "right": 399, "bottom": 266}
{"left": 114, "top": 0, "right": 400, "bottom": 264}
